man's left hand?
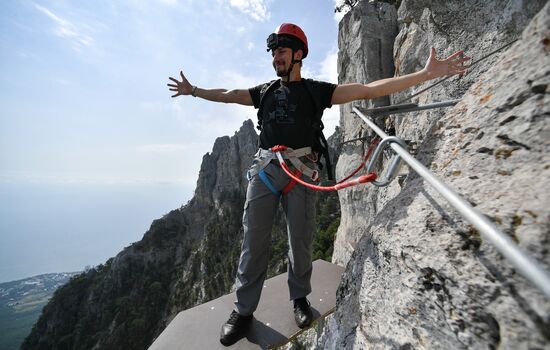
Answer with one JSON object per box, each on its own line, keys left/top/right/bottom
{"left": 424, "top": 48, "right": 471, "bottom": 79}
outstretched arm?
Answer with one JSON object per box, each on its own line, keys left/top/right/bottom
{"left": 167, "top": 71, "right": 253, "bottom": 106}
{"left": 331, "top": 48, "right": 470, "bottom": 105}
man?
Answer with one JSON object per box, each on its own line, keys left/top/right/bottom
{"left": 168, "top": 23, "right": 469, "bottom": 346}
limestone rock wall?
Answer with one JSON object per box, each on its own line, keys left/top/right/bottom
{"left": 326, "top": 1, "right": 549, "bottom": 349}
{"left": 333, "top": 1, "right": 399, "bottom": 265}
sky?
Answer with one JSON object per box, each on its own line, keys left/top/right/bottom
{"left": 0, "top": 0, "right": 350, "bottom": 282}
{"left": 1, "top": 0, "right": 345, "bottom": 190}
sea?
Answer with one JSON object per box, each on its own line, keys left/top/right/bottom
{"left": 0, "top": 182, "right": 192, "bottom": 283}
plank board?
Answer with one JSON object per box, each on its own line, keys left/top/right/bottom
{"left": 149, "top": 259, "right": 344, "bottom": 349}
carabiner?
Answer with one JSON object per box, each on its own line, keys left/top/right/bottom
{"left": 366, "top": 136, "right": 408, "bottom": 187}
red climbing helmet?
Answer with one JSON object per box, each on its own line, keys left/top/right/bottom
{"left": 267, "top": 23, "right": 309, "bottom": 58}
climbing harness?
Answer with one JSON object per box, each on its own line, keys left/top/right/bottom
{"left": 268, "top": 141, "right": 408, "bottom": 192}
{"left": 248, "top": 147, "right": 319, "bottom": 180}
{"left": 271, "top": 145, "right": 377, "bottom": 192}
{"left": 248, "top": 139, "right": 388, "bottom": 194}
{"left": 247, "top": 146, "right": 320, "bottom": 196}
{"left": 249, "top": 132, "right": 408, "bottom": 193}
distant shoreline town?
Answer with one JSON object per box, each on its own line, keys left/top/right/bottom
{"left": 0, "top": 272, "right": 81, "bottom": 350}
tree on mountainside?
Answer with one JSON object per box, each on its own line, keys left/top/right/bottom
{"left": 335, "top": 0, "right": 401, "bottom": 13}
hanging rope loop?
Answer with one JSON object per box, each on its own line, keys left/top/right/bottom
{"left": 271, "top": 144, "right": 383, "bottom": 192}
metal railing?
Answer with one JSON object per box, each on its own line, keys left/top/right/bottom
{"left": 353, "top": 105, "right": 550, "bottom": 299}
{"left": 362, "top": 99, "right": 461, "bottom": 117}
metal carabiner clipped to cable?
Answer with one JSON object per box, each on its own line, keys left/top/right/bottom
{"left": 366, "top": 136, "right": 408, "bottom": 187}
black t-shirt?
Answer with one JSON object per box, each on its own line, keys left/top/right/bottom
{"left": 249, "top": 79, "right": 336, "bottom": 149}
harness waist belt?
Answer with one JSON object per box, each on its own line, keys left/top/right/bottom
{"left": 247, "top": 147, "right": 319, "bottom": 182}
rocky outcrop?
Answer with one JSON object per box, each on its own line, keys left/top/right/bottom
{"left": 325, "top": 1, "right": 549, "bottom": 349}
{"left": 186, "top": 120, "right": 257, "bottom": 239}
{"left": 333, "top": 1, "right": 399, "bottom": 264}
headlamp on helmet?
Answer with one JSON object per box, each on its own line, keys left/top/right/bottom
{"left": 266, "top": 23, "right": 309, "bottom": 58}
{"left": 266, "top": 34, "right": 303, "bottom": 55}
{"left": 267, "top": 33, "right": 278, "bottom": 52}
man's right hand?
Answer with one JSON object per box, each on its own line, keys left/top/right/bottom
{"left": 166, "top": 71, "right": 253, "bottom": 105}
{"left": 167, "top": 71, "right": 193, "bottom": 98}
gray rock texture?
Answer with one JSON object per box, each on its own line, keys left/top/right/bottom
{"left": 324, "top": 0, "right": 550, "bottom": 349}
{"left": 271, "top": 1, "right": 550, "bottom": 349}
{"left": 188, "top": 119, "right": 257, "bottom": 239}
{"left": 334, "top": 1, "right": 399, "bottom": 265}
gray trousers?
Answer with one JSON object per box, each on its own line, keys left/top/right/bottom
{"left": 234, "top": 160, "right": 316, "bottom": 316}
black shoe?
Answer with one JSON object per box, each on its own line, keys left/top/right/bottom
{"left": 293, "top": 297, "right": 313, "bottom": 328}
{"left": 220, "top": 310, "right": 253, "bottom": 346}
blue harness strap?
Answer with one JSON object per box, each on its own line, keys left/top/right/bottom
{"left": 258, "top": 169, "right": 281, "bottom": 196}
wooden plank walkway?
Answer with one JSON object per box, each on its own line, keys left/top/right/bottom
{"left": 149, "top": 259, "right": 344, "bottom": 349}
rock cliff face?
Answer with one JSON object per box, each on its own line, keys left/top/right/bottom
{"left": 333, "top": 1, "right": 398, "bottom": 265}
{"left": 325, "top": 1, "right": 549, "bottom": 349}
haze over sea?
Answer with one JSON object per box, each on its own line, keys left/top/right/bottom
{"left": 0, "top": 1, "right": 341, "bottom": 284}
{"left": 0, "top": 182, "right": 191, "bottom": 283}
